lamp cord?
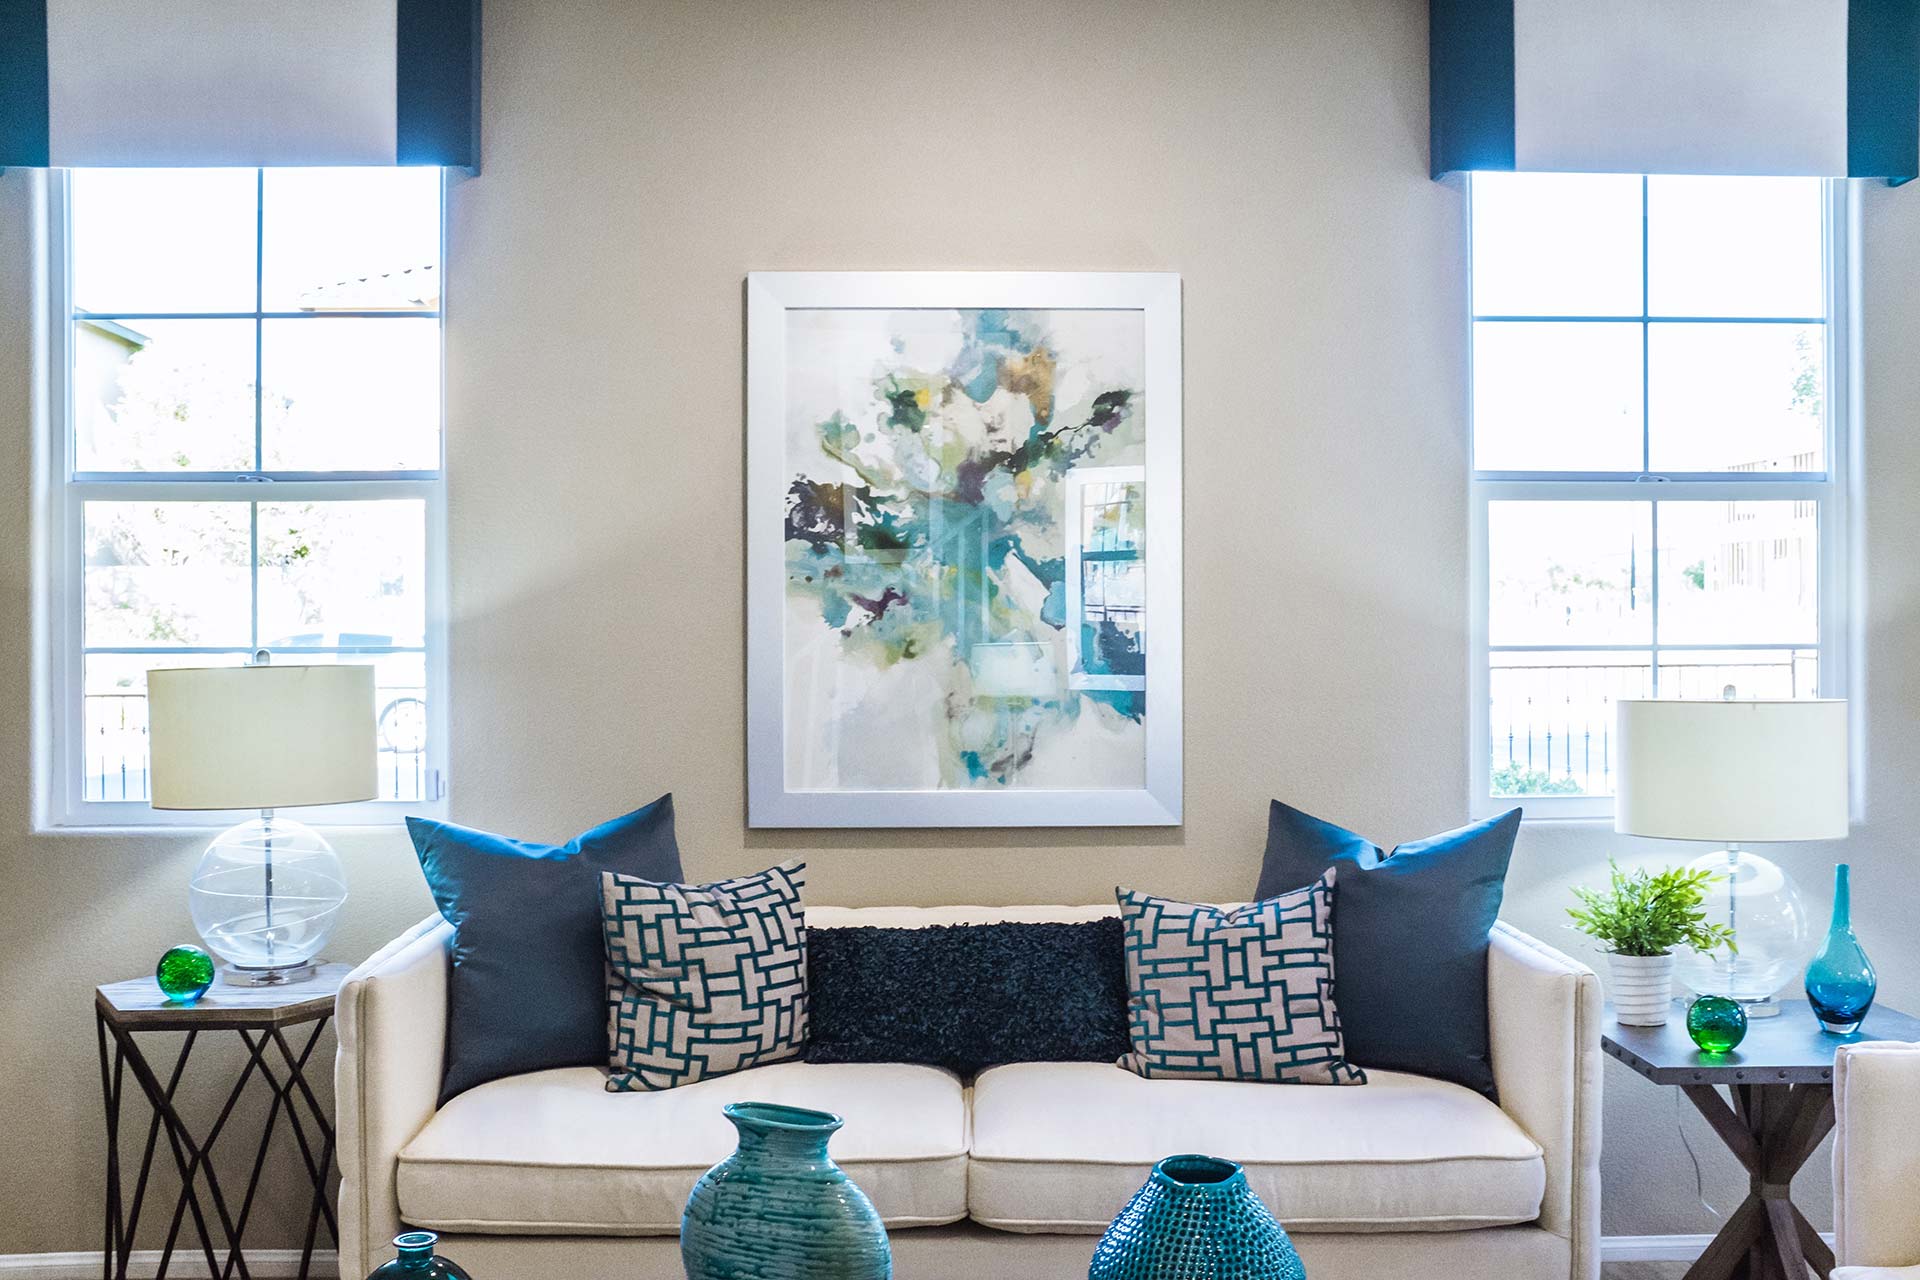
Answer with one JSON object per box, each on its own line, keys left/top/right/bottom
{"left": 1674, "top": 1087, "right": 1724, "bottom": 1222}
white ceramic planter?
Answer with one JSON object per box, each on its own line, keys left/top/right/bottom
{"left": 1608, "top": 952, "right": 1677, "bottom": 1026}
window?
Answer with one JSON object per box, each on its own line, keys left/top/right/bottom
{"left": 1469, "top": 174, "right": 1849, "bottom": 817}
{"left": 47, "top": 167, "right": 447, "bottom": 825}
{"left": 1067, "top": 467, "right": 1147, "bottom": 692}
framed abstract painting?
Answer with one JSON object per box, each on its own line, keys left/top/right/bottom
{"left": 746, "top": 272, "right": 1182, "bottom": 828}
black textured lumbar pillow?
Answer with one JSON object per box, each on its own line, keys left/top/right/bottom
{"left": 806, "top": 920, "right": 1130, "bottom": 1075}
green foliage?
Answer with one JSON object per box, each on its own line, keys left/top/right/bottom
{"left": 1567, "top": 861, "right": 1736, "bottom": 958}
{"left": 1491, "top": 763, "right": 1584, "bottom": 796}
{"left": 1682, "top": 560, "right": 1706, "bottom": 591}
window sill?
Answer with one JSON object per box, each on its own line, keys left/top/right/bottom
{"left": 35, "top": 800, "right": 443, "bottom": 836}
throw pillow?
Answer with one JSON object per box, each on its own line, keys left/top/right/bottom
{"left": 1255, "top": 800, "right": 1521, "bottom": 1097}
{"left": 408, "top": 795, "right": 683, "bottom": 1103}
{"left": 806, "top": 920, "right": 1132, "bottom": 1074}
{"left": 1117, "top": 872, "right": 1365, "bottom": 1086}
{"left": 602, "top": 862, "right": 809, "bottom": 1091}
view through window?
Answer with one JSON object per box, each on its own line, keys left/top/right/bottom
{"left": 1470, "top": 173, "right": 1841, "bottom": 809}
{"left": 57, "top": 167, "right": 444, "bottom": 818}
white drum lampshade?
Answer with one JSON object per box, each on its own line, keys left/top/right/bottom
{"left": 1615, "top": 699, "right": 1848, "bottom": 1011}
{"left": 148, "top": 662, "right": 377, "bottom": 984}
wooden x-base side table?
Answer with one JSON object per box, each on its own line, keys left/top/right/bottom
{"left": 96, "top": 965, "right": 349, "bottom": 1280}
{"left": 1605, "top": 1002, "right": 1920, "bottom": 1280}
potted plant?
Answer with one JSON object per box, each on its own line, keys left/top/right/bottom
{"left": 1568, "top": 861, "right": 1734, "bottom": 1026}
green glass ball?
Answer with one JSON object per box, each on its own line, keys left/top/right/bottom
{"left": 1687, "top": 995, "right": 1748, "bottom": 1054}
{"left": 155, "top": 945, "right": 216, "bottom": 1005}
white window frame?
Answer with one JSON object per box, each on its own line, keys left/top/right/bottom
{"left": 40, "top": 168, "right": 451, "bottom": 830}
{"left": 1467, "top": 177, "right": 1857, "bottom": 821}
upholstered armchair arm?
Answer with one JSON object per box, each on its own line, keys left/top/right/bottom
{"left": 336, "top": 915, "right": 452, "bottom": 1279}
{"left": 1833, "top": 1040, "right": 1920, "bottom": 1268}
{"left": 1487, "top": 921, "right": 1603, "bottom": 1280}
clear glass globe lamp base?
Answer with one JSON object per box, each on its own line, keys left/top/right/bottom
{"left": 1671, "top": 846, "right": 1813, "bottom": 1017}
{"left": 187, "top": 812, "right": 347, "bottom": 985}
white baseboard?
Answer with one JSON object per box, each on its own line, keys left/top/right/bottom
{"left": 1600, "top": 1231, "right": 1837, "bottom": 1263}
{"left": 0, "top": 1235, "right": 1841, "bottom": 1277}
{"left": 0, "top": 1251, "right": 338, "bottom": 1280}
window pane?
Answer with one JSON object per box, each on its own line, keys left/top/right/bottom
{"left": 82, "top": 652, "right": 427, "bottom": 803}
{"left": 1656, "top": 502, "right": 1818, "bottom": 645}
{"left": 1648, "top": 176, "right": 1824, "bottom": 318}
{"left": 1490, "top": 652, "right": 1650, "bottom": 797}
{"left": 82, "top": 653, "right": 251, "bottom": 802}
{"left": 1647, "top": 323, "right": 1825, "bottom": 473}
{"left": 84, "top": 502, "right": 251, "bottom": 647}
{"left": 70, "top": 169, "right": 257, "bottom": 315}
{"left": 233, "top": 652, "right": 430, "bottom": 802}
{"left": 261, "top": 319, "right": 440, "bottom": 470}
{"left": 1473, "top": 323, "right": 1643, "bottom": 471}
{"left": 1656, "top": 649, "right": 1818, "bottom": 701}
{"left": 262, "top": 168, "right": 441, "bottom": 312}
{"left": 1471, "top": 173, "right": 1643, "bottom": 317}
{"left": 1490, "top": 501, "right": 1652, "bottom": 646}
{"left": 256, "top": 500, "right": 427, "bottom": 649}
{"left": 74, "top": 319, "right": 256, "bottom": 472}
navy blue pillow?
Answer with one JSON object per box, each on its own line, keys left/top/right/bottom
{"left": 806, "top": 921, "right": 1131, "bottom": 1075}
{"left": 409, "top": 796, "right": 683, "bottom": 1102}
{"left": 1255, "top": 801, "right": 1520, "bottom": 1098}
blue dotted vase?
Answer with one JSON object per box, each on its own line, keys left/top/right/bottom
{"left": 1089, "top": 1154, "right": 1304, "bottom": 1280}
{"left": 681, "top": 1102, "right": 891, "bottom": 1280}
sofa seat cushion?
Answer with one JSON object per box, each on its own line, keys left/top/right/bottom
{"left": 397, "top": 1063, "right": 968, "bottom": 1235}
{"left": 968, "top": 1062, "right": 1545, "bottom": 1233}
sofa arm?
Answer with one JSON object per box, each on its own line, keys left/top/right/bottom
{"left": 1487, "top": 921, "right": 1602, "bottom": 1280}
{"left": 336, "top": 915, "right": 452, "bottom": 1279}
{"left": 1834, "top": 1040, "right": 1920, "bottom": 1268}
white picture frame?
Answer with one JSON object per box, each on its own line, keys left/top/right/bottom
{"left": 746, "top": 271, "right": 1183, "bottom": 828}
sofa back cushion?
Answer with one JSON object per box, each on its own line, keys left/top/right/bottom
{"left": 807, "top": 919, "right": 1131, "bottom": 1075}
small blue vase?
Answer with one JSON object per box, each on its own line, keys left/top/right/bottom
{"left": 1089, "top": 1154, "right": 1304, "bottom": 1280}
{"left": 1806, "top": 863, "right": 1876, "bottom": 1035}
{"left": 681, "top": 1102, "right": 891, "bottom": 1280}
{"left": 364, "top": 1232, "right": 471, "bottom": 1280}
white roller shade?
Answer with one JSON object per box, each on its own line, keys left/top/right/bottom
{"left": 1614, "top": 699, "right": 1849, "bottom": 843}
{"left": 148, "top": 665, "right": 378, "bottom": 811}
{"left": 46, "top": 0, "right": 400, "bottom": 167}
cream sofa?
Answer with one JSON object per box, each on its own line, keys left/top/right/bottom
{"left": 336, "top": 905, "right": 1603, "bottom": 1280}
{"left": 1833, "top": 1040, "right": 1920, "bottom": 1279}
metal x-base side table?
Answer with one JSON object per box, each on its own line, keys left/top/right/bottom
{"left": 96, "top": 965, "right": 349, "bottom": 1280}
{"left": 1604, "top": 1001, "right": 1920, "bottom": 1280}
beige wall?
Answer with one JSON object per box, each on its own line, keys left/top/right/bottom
{"left": 4, "top": 0, "right": 1919, "bottom": 1257}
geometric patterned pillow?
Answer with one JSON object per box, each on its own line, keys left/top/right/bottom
{"left": 600, "top": 862, "right": 809, "bottom": 1092}
{"left": 1116, "top": 870, "right": 1366, "bottom": 1086}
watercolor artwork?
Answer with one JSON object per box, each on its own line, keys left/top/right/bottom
{"left": 747, "top": 273, "right": 1181, "bottom": 828}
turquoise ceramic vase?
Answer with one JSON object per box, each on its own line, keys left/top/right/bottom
{"left": 1089, "top": 1154, "right": 1304, "bottom": 1280}
{"left": 1806, "top": 863, "right": 1877, "bottom": 1034}
{"left": 364, "top": 1231, "right": 471, "bottom": 1280}
{"left": 681, "top": 1102, "right": 891, "bottom": 1280}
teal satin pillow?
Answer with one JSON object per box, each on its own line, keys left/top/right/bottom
{"left": 1256, "top": 801, "right": 1520, "bottom": 1097}
{"left": 409, "top": 795, "right": 683, "bottom": 1102}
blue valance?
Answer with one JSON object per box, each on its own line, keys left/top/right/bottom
{"left": 0, "top": 0, "right": 479, "bottom": 169}
{"left": 1432, "top": 0, "right": 1919, "bottom": 182}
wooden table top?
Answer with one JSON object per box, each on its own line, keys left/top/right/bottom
{"left": 97, "top": 964, "right": 349, "bottom": 1030}
{"left": 1603, "top": 1000, "right": 1920, "bottom": 1086}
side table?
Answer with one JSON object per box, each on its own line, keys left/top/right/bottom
{"left": 96, "top": 965, "right": 349, "bottom": 1280}
{"left": 1604, "top": 1000, "right": 1920, "bottom": 1280}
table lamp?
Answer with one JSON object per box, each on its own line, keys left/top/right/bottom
{"left": 147, "top": 656, "right": 376, "bottom": 985}
{"left": 1615, "top": 697, "right": 1848, "bottom": 1017}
